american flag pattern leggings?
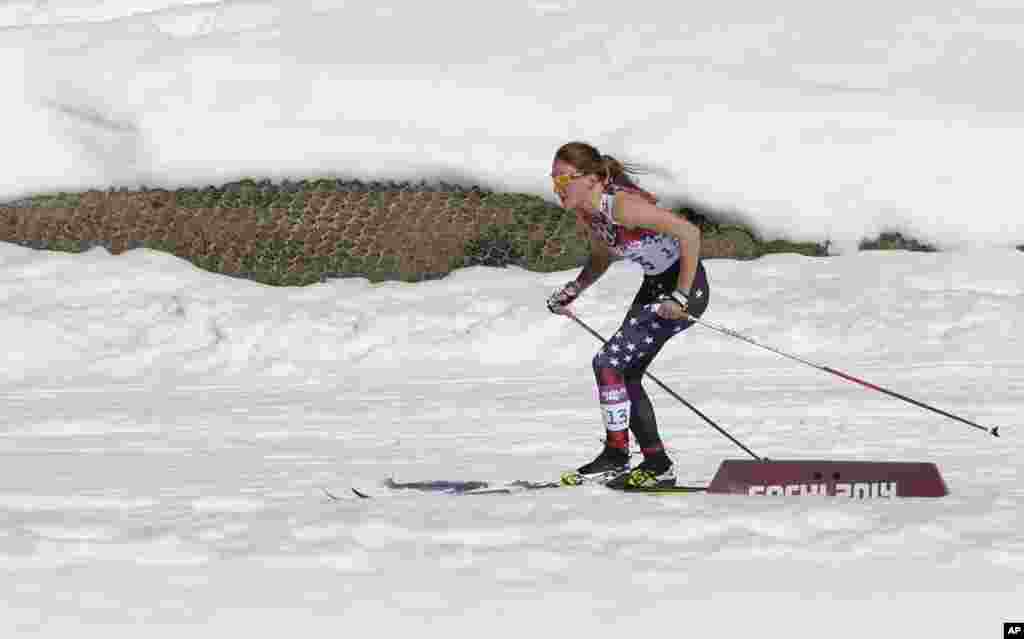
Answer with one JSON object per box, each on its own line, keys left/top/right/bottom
{"left": 592, "top": 260, "right": 710, "bottom": 455}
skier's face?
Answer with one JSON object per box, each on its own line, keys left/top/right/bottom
{"left": 551, "top": 160, "right": 597, "bottom": 212}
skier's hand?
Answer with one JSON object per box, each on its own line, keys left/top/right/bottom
{"left": 547, "top": 281, "right": 582, "bottom": 315}
{"left": 655, "top": 293, "right": 689, "bottom": 321}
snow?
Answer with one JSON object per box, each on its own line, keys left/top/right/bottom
{"left": 2, "top": 2, "right": 1023, "bottom": 635}
{"left": 3, "top": 1, "right": 1024, "bottom": 250}
{"left": 1, "top": 242, "right": 1021, "bottom": 636}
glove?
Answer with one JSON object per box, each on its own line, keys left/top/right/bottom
{"left": 547, "top": 281, "right": 582, "bottom": 315}
{"left": 654, "top": 291, "right": 689, "bottom": 320}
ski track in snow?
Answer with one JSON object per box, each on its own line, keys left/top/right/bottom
{"left": 0, "top": 244, "right": 1021, "bottom": 636}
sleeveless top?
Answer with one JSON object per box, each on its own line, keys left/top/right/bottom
{"left": 584, "top": 183, "right": 681, "bottom": 275}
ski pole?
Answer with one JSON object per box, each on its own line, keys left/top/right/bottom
{"left": 668, "top": 292, "right": 1001, "bottom": 438}
{"left": 565, "top": 310, "right": 763, "bottom": 461}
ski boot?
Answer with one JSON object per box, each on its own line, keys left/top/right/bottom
{"left": 605, "top": 454, "right": 676, "bottom": 490}
{"left": 561, "top": 446, "right": 630, "bottom": 486}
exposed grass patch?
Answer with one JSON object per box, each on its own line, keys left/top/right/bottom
{"left": 859, "top": 232, "right": 936, "bottom": 252}
{"left": 1, "top": 180, "right": 956, "bottom": 286}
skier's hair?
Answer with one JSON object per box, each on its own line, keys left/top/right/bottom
{"left": 554, "top": 141, "right": 656, "bottom": 202}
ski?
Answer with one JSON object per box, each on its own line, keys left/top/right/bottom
{"left": 357, "top": 478, "right": 564, "bottom": 498}
{"left": 335, "top": 477, "right": 709, "bottom": 499}
{"left": 609, "top": 485, "right": 708, "bottom": 494}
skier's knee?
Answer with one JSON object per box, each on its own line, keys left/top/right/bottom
{"left": 593, "top": 363, "right": 624, "bottom": 387}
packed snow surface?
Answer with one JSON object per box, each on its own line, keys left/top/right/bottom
{"left": 1, "top": 243, "right": 1021, "bottom": 636}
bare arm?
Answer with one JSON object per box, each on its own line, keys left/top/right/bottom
{"left": 614, "top": 192, "right": 701, "bottom": 294}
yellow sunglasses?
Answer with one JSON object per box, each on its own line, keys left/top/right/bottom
{"left": 551, "top": 171, "right": 585, "bottom": 192}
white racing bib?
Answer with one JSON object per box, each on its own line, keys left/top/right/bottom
{"left": 599, "top": 383, "right": 630, "bottom": 431}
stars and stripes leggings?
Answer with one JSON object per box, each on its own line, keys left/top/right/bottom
{"left": 592, "top": 259, "right": 710, "bottom": 458}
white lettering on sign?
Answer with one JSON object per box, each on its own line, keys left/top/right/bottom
{"left": 747, "top": 482, "right": 898, "bottom": 498}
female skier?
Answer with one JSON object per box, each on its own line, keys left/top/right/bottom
{"left": 546, "top": 142, "right": 710, "bottom": 490}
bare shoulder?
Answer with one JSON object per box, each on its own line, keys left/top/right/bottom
{"left": 614, "top": 191, "right": 688, "bottom": 231}
{"left": 613, "top": 192, "right": 701, "bottom": 243}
